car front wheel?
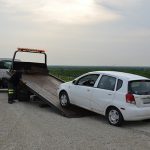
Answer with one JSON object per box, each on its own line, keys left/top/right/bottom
{"left": 59, "top": 92, "right": 70, "bottom": 108}
{"left": 107, "top": 107, "right": 124, "bottom": 126}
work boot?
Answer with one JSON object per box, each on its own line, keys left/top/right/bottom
{"left": 8, "top": 101, "right": 14, "bottom": 104}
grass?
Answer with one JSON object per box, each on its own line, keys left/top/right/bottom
{"left": 48, "top": 66, "right": 150, "bottom": 82}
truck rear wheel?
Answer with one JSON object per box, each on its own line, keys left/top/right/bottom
{"left": 17, "top": 86, "right": 31, "bottom": 102}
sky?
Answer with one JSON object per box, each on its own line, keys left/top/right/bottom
{"left": 0, "top": 0, "right": 150, "bottom": 66}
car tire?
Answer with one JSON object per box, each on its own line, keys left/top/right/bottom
{"left": 59, "top": 91, "right": 70, "bottom": 108}
{"left": 107, "top": 107, "right": 124, "bottom": 126}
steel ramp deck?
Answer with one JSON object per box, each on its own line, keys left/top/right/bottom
{"left": 21, "top": 74, "right": 95, "bottom": 118}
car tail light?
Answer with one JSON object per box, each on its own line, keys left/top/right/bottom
{"left": 126, "top": 93, "right": 136, "bottom": 104}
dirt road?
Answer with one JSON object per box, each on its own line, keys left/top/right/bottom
{"left": 0, "top": 93, "right": 150, "bottom": 150}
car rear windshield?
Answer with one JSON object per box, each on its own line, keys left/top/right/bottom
{"left": 0, "top": 60, "right": 13, "bottom": 69}
{"left": 128, "top": 80, "right": 150, "bottom": 95}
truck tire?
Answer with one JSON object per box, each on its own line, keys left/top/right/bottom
{"left": 17, "top": 88, "right": 30, "bottom": 101}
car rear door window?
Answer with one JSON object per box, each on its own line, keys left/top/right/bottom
{"left": 97, "top": 75, "right": 116, "bottom": 91}
{"left": 116, "top": 79, "right": 123, "bottom": 91}
{"left": 77, "top": 74, "right": 99, "bottom": 87}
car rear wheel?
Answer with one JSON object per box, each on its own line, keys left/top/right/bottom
{"left": 59, "top": 92, "right": 70, "bottom": 108}
{"left": 107, "top": 107, "right": 124, "bottom": 126}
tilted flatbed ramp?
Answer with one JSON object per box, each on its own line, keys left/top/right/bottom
{"left": 21, "top": 74, "right": 95, "bottom": 118}
{"left": 9, "top": 48, "right": 95, "bottom": 118}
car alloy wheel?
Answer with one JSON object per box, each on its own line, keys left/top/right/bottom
{"left": 59, "top": 92, "right": 70, "bottom": 107}
{"left": 107, "top": 108, "right": 123, "bottom": 126}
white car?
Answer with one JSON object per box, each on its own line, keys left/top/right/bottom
{"left": 58, "top": 71, "right": 150, "bottom": 126}
{"left": 0, "top": 58, "right": 20, "bottom": 89}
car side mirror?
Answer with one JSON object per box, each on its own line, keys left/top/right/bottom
{"left": 72, "top": 80, "right": 77, "bottom": 85}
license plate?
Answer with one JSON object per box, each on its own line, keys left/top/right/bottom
{"left": 142, "top": 97, "right": 150, "bottom": 104}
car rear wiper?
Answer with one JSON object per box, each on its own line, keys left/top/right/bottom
{"left": 141, "top": 91, "right": 150, "bottom": 95}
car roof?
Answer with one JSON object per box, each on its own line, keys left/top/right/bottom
{"left": 89, "top": 71, "right": 149, "bottom": 81}
{"left": 0, "top": 58, "right": 20, "bottom": 62}
{"left": 0, "top": 58, "right": 11, "bottom": 61}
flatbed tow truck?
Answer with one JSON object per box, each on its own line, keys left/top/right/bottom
{"left": 8, "top": 48, "right": 94, "bottom": 118}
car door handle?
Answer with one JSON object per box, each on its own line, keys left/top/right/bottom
{"left": 87, "top": 89, "right": 90, "bottom": 92}
{"left": 108, "top": 93, "right": 112, "bottom": 96}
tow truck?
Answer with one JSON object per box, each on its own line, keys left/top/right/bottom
{"left": 8, "top": 48, "right": 93, "bottom": 118}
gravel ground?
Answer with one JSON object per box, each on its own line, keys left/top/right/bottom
{"left": 0, "top": 93, "right": 150, "bottom": 150}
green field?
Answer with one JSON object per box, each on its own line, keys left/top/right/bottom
{"left": 48, "top": 66, "right": 150, "bottom": 82}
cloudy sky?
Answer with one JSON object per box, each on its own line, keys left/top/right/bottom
{"left": 0, "top": 0, "right": 150, "bottom": 66}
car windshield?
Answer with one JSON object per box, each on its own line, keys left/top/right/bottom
{"left": 129, "top": 80, "right": 150, "bottom": 95}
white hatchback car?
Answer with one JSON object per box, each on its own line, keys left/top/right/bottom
{"left": 58, "top": 71, "right": 150, "bottom": 126}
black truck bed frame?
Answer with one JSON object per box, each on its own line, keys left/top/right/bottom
{"left": 9, "top": 48, "right": 94, "bottom": 118}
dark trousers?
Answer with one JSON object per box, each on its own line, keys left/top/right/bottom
{"left": 8, "top": 82, "right": 16, "bottom": 103}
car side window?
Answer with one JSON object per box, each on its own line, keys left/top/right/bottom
{"left": 97, "top": 75, "right": 116, "bottom": 91}
{"left": 116, "top": 79, "right": 123, "bottom": 91}
{"left": 77, "top": 74, "right": 99, "bottom": 87}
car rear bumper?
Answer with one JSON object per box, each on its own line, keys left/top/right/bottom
{"left": 121, "top": 106, "right": 150, "bottom": 121}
